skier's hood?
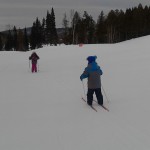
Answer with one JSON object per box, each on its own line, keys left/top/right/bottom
{"left": 87, "top": 56, "right": 97, "bottom": 64}
{"left": 87, "top": 62, "right": 100, "bottom": 71}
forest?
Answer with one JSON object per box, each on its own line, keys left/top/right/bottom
{"left": 0, "top": 3, "right": 150, "bottom": 51}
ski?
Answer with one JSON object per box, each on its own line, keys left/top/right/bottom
{"left": 90, "top": 106, "right": 97, "bottom": 112}
{"left": 93, "top": 100, "right": 109, "bottom": 112}
{"left": 100, "top": 105, "right": 109, "bottom": 112}
{"left": 82, "top": 97, "right": 97, "bottom": 112}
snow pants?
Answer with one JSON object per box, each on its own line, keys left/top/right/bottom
{"left": 87, "top": 88, "right": 103, "bottom": 106}
{"left": 32, "top": 64, "right": 37, "bottom": 72}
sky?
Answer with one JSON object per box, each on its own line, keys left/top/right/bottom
{"left": 0, "top": 0, "right": 150, "bottom": 31}
{"left": 0, "top": 35, "right": 150, "bottom": 150}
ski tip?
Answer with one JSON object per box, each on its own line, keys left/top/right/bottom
{"left": 102, "top": 106, "right": 109, "bottom": 112}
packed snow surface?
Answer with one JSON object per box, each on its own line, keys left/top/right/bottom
{"left": 0, "top": 36, "right": 150, "bottom": 150}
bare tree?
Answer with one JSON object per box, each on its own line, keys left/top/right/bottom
{"left": 70, "top": 10, "right": 80, "bottom": 44}
{"left": 5, "top": 24, "right": 14, "bottom": 31}
{"left": 62, "top": 13, "right": 69, "bottom": 44}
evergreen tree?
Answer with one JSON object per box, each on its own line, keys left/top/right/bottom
{"left": 70, "top": 11, "right": 86, "bottom": 44}
{"left": 0, "top": 34, "right": 3, "bottom": 51}
{"left": 123, "top": 8, "right": 133, "bottom": 40}
{"left": 116, "top": 10, "right": 125, "bottom": 42}
{"left": 30, "top": 18, "right": 43, "bottom": 49}
{"left": 41, "top": 18, "right": 46, "bottom": 44}
{"left": 5, "top": 30, "right": 13, "bottom": 51}
{"left": 61, "top": 4, "right": 150, "bottom": 44}
{"left": 82, "top": 11, "right": 95, "bottom": 44}
{"left": 138, "top": 4, "right": 145, "bottom": 36}
{"left": 78, "top": 19, "right": 88, "bottom": 44}
{"left": 106, "top": 10, "right": 118, "bottom": 43}
{"left": 96, "top": 11, "right": 106, "bottom": 43}
{"left": 45, "top": 11, "right": 51, "bottom": 45}
{"left": 30, "top": 22, "right": 37, "bottom": 50}
{"left": 144, "top": 6, "right": 150, "bottom": 35}
{"left": 45, "top": 8, "right": 58, "bottom": 45}
{"left": 13, "top": 26, "right": 18, "bottom": 51}
{"left": 17, "top": 28, "right": 24, "bottom": 51}
{"left": 35, "top": 17, "right": 43, "bottom": 48}
{"left": 23, "top": 27, "right": 29, "bottom": 51}
{"left": 50, "top": 7, "right": 58, "bottom": 45}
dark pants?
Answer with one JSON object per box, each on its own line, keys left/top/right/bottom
{"left": 87, "top": 88, "right": 103, "bottom": 106}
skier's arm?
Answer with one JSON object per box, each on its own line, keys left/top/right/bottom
{"left": 36, "top": 55, "right": 40, "bottom": 59}
{"left": 80, "top": 69, "right": 89, "bottom": 81}
{"left": 98, "top": 67, "right": 103, "bottom": 75}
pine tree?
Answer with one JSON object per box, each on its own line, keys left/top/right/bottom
{"left": 82, "top": 11, "right": 95, "bottom": 44}
{"left": 45, "top": 8, "right": 58, "bottom": 45}
{"left": 123, "top": 8, "right": 133, "bottom": 40}
{"left": 77, "top": 18, "right": 86, "bottom": 44}
{"left": 30, "top": 22, "right": 37, "bottom": 50}
{"left": 41, "top": 18, "right": 46, "bottom": 44}
{"left": 0, "top": 34, "right": 3, "bottom": 51}
{"left": 50, "top": 8, "right": 58, "bottom": 45}
{"left": 30, "top": 18, "right": 43, "bottom": 49}
{"left": 23, "top": 27, "right": 29, "bottom": 51}
{"left": 35, "top": 17, "right": 42, "bottom": 48}
{"left": 17, "top": 28, "right": 24, "bottom": 51}
{"left": 96, "top": 11, "right": 106, "bottom": 43}
{"left": 106, "top": 10, "right": 118, "bottom": 43}
{"left": 13, "top": 26, "right": 18, "bottom": 51}
{"left": 45, "top": 11, "right": 51, "bottom": 45}
{"left": 5, "top": 30, "right": 13, "bottom": 51}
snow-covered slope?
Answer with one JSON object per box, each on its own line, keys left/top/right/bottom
{"left": 0, "top": 36, "right": 150, "bottom": 150}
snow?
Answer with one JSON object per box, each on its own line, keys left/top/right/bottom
{"left": 1, "top": 36, "right": 150, "bottom": 150}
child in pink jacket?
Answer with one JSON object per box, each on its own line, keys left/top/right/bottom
{"left": 29, "top": 52, "right": 40, "bottom": 72}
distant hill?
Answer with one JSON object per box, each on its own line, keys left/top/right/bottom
{"left": 0, "top": 27, "right": 65, "bottom": 37}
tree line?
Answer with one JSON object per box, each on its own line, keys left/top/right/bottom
{"left": 63, "top": 3, "right": 150, "bottom": 44}
{"left": 0, "top": 4, "right": 150, "bottom": 51}
{"left": 0, "top": 8, "right": 58, "bottom": 51}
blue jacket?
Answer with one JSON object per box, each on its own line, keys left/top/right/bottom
{"left": 80, "top": 62, "right": 103, "bottom": 89}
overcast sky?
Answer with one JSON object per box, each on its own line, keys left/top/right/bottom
{"left": 0, "top": 0, "right": 149, "bottom": 31}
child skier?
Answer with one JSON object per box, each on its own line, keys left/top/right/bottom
{"left": 29, "top": 52, "right": 40, "bottom": 73}
{"left": 80, "top": 56, "right": 103, "bottom": 106}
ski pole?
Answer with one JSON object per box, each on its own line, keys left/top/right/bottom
{"left": 29, "top": 60, "right": 30, "bottom": 69}
{"left": 29, "top": 60, "right": 31, "bottom": 72}
{"left": 37, "top": 60, "right": 39, "bottom": 72}
{"left": 102, "top": 84, "right": 110, "bottom": 103}
{"left": 82, "top": 81, "right": 86, "bottom": 98}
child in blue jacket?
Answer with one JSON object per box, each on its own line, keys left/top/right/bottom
{"left": 80, "top": 56, "right": 103, "bottom": 106}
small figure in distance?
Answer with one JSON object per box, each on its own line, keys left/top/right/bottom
{"left": 29, "top": 52, "right": 40, "bottom": 73}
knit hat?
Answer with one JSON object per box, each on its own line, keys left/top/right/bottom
{"left": 87, "top": 56, "right": 97, "bottom": 63}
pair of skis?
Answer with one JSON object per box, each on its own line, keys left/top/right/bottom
{"left": 82, "top": 97, "right": 109, "bottom": 112}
